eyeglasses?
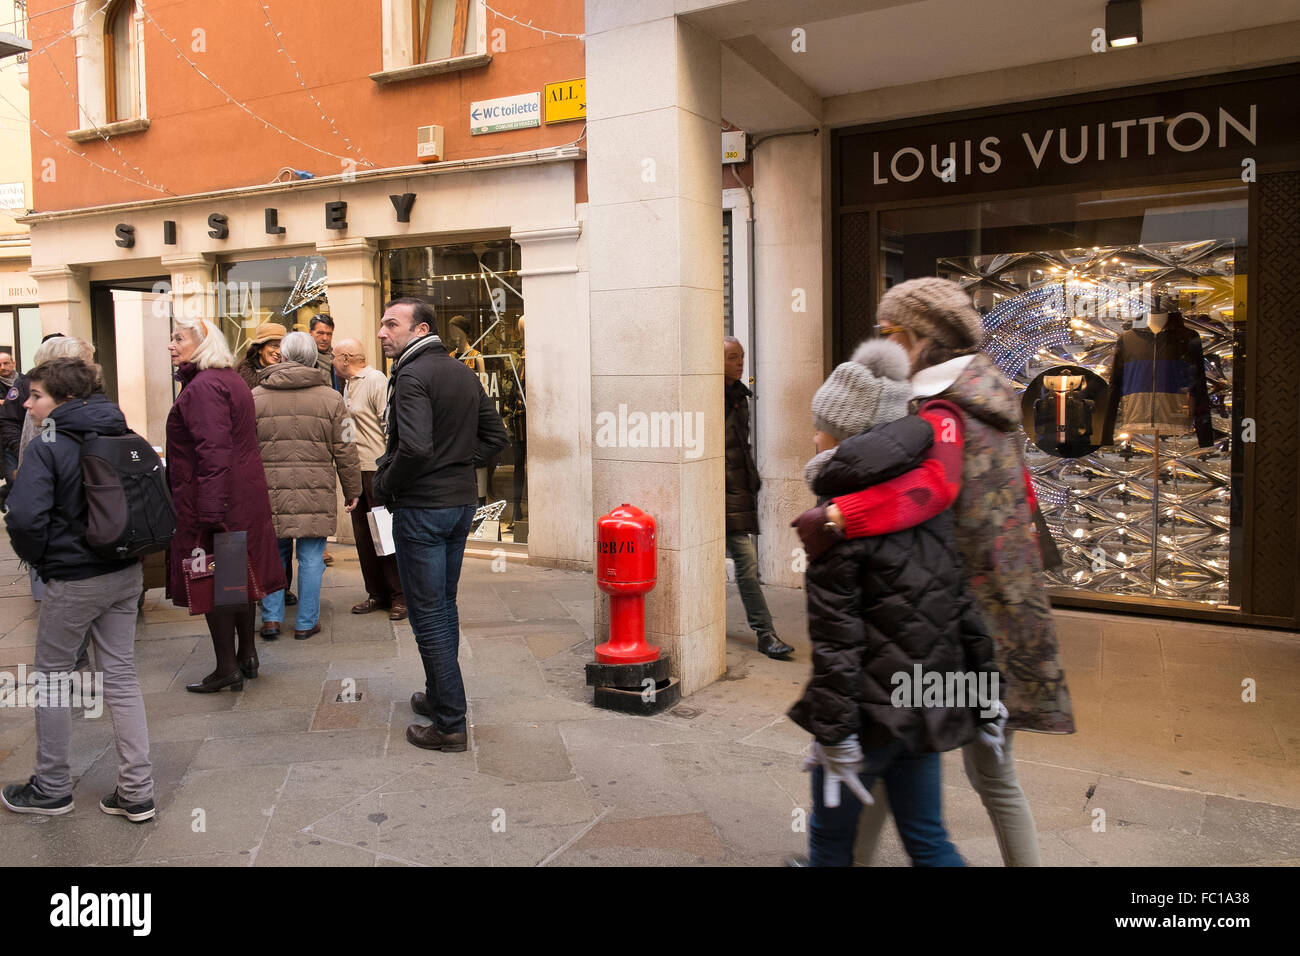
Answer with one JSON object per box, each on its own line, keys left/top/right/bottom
{"left": 875, "top": 324, "right": 904, "bottom": 337}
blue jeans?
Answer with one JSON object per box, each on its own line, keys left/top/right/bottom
{"left": 392, "top": 504, "right": 475, "bottom": 735}
{"left": 809, "top": 739, "right": 965, "bottom": 867}
{"left": 725, "top": 532, "right": 775, "bottom": 637}
{"left": 260, "top": 537, "right": 326, "bottom": 630}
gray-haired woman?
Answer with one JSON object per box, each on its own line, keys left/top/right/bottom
{"left": 251, "top": 331, "right": 361, "bottom": 640}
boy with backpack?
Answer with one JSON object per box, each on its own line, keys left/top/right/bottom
{"left": 2, "top": 358, "right": 157, "bottom": 822}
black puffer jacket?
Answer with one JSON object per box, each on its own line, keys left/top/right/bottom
{"left": 788, "top": 415, "right": 1001, "bottom": 751}
{"left": 4, "top": 393, "right": 139, "bottom": 582}
{"left": 724, "top": 379, "right": 760, "bottom": 534}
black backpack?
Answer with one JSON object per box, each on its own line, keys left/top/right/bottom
{"left": 70, "top": 431, "right": 177, "bottom": 560}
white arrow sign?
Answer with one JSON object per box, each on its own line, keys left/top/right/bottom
{"left": 470, "top": 92, "right": 541, "bottom": 135}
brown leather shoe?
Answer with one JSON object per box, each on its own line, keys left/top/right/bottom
{"left": 293, "top": 623, "right": 322, "bottom": 641}
{"left": 389, "top": 601, "right": 407, "bottom": 621}
{"left": 351, "top": 597, "right": 388, "bottom": 615}
{"left": 260, "top": 622, "right": 280, "bottom": 640}
{"left": 405, "top": 723, "right": 467, "bottom": 752}
{"left": 410, "top": 692, "right": 432, "bottom": 718}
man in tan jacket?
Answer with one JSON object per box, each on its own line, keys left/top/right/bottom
{"left": 252, "top": 332, "right": 361, "bottom": 639}
{"left": 334, "top": 339, "right": 406, "bottom": 620}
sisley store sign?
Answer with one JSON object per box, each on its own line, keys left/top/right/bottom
{"left": 838, "top": 70, "right": 1300, "bottom": 204}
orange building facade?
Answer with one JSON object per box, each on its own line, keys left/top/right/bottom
{"left": 21, "top": 0, "right": 592, "bottom": 563}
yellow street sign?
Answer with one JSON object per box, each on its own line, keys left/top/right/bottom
{"left": 545, "top": 78, "right": 585, "bottom": 124}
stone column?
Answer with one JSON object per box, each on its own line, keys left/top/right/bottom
{"left": 752, "top": 134, "right": 828, "bottom": 588}
{"left": 513, "top": 223, "right": 591, "bottom": 570}
{"left": 586, "top": 8, "right": 725, "bottom": 696}
{"left": 28, "top": 263, "right": 90, "bottom": 339}
{"left": 317, "top": 238, "right": 381, "bottom": 366}
{"left": 160, "top": 252, "right": 216, "bottom": 328}
{"left": 110, "top": 289, "right": 172, "bottom": 448}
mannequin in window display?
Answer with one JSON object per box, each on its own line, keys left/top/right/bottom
{"left": 446, "top": 315, "right": 485, "bottom": 375}
{"left": 1100, "top": 304, "right": 1214, "bottom": 448}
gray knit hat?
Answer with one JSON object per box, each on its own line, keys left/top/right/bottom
{"left": 878, "top": 277, "right": 983, "bottom": 351}
{"left": 811, "top": 339, "right": 913, "bottom": 440}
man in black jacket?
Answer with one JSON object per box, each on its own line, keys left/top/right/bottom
{"left": 374, "top": 298, "right": 508, "bottom": 753}
{"left": 723, "top": 338, "right": 793, "bottom": 660}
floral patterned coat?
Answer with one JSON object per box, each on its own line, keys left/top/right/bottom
{"left": 917, "top": 352, "right": 1075, "bottom": 734}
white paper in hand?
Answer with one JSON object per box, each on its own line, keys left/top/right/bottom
{"left": 368, "top": 506, "right": 396, "bottom": 556}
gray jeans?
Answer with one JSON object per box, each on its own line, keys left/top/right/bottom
{"left": 725, "top": 532, "right": 775, "bottom": 638}
{"left": 34, "top": 562, "right": 153, "bottom": 804}
{"left": 853, "top": 731, "right": 1041, "bottom": 866}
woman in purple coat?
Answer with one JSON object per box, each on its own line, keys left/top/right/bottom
{"left": 166, "top": 317, "right": 287, "bottom": 692}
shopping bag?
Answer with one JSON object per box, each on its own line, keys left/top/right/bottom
{"left": 183, "top": 531, "right": 258, "bottom": 615}
{"left": 213, "top": 531, "right": 249, "bottom": 606}
{"left": 368, "top": 506, "right": 396, "bottom": 557}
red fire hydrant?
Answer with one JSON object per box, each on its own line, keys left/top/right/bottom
{"left": 594, "top": 503, "right": 658, "bottom": 664}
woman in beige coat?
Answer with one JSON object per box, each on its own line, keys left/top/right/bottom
{"left": 252, "top": 331, "right": 361, "bottom": 639}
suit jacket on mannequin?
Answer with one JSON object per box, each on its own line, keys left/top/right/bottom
{"left": 1101, "top": 311, "right": 1214, "bottom": 447}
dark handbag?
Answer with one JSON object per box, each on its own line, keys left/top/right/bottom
{"left": 182, "top": 530, "right": 261, "bottom": 616}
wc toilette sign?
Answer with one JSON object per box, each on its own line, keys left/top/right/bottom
{"left": 471, "top": 92, "right": 541, "bottom": 135}
{"left": 838, "top": 71, "right": 1299, "bottom": 204}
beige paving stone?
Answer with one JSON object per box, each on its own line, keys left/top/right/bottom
{"left": 472, "top": 722, "right": 574, "bottom": 783}
{"left": 190, "top": 728, "right": 387, "bottom": 770}
{"left": 571, "top": 811, "right": 726, "bottom": 859}
{"left": 1058, "top": 821, "right": 1259, "bottom": 866}
{"left": 126, "top": 851, "right": 251, "bottom": 866}
{"left": 136, "top": 764, "right": 288, "bottom": 859}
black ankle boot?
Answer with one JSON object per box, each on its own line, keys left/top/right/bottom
{"left": 757, "top": 633, "right": 795, "bottom": 660}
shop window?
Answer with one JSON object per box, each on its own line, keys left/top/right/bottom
{"left": 382, "top": 238, "right": 527, "bottom": 544}
{"left": 374, "top": 0, "right": 489, "bottom": 82}
{"left": 878, "top": 180, "right": 1247, "bottom": 609}
{"left": 216, "top": 255, "right": 330, "bottom": 359}
{"left": 0, "top": 305, "right": 41, "bottom": 371}
{"left": 69, "top": 0, "right": 148, "bottom": 138}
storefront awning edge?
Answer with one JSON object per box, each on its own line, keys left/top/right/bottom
{"left": 17, "top": 146, "right": 586, "bottom": 225}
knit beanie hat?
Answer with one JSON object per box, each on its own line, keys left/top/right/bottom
{"left": 877, "top": 277, "right": 983, "bottom": 351}
{"left": 811, "top": 339, "right": 913, "bottom": 441}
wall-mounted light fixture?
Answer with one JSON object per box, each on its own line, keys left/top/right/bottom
{"left": 1106, "top": 0, "right": 1142, "bottom": 48}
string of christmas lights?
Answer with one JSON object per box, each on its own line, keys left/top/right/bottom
{"left": 0, "top": 0, "right": 91, "bottom": 33}
{"left": 34, "top": 45, "right": 175, "bottom": 195}
{"left": 0, "top": 0, "right": 111, "bottom": 66}
{"left": 484, "top": 3, "right": 585, "bottom": 40}
{"left": 0, "top": 85, "right": 169, "bottom": 194}
{"left": 137, "top": 0, "right": 363, "bottom": 167}
{"left": 256, "top": 0, "right": 376, "bottom": 169}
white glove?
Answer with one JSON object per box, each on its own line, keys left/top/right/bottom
{"left": 977, "top": 702, "right": 1009, "bottom": 763}
{"left": 801, "top": 734, "right": 874, "bottom": 809}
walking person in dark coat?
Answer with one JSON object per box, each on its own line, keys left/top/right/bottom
{"left": 723, "top": 337, "right": 792, "bottom": 660}
{"left": 0, "top": 349, "right": 27, "bottom": 509}
{"left": 165, "top": 317, "right": 287, "bottom": 692}
{"left": 373, "top": 298, "right": 508, "bottom": 753}
{"left": 798, "top": 278, "right": 1075, "bottom": 866}
{"left": 789, "top": 339, "right": 1002, "bottom": 866}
